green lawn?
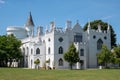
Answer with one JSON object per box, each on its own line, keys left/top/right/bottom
{"left": 0, "top": 68, "right": 120, "bottom": 80}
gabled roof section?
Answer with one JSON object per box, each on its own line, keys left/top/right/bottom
{"left": 25, "top": 12, "right": 34, "bottom": 27}
{"left": 72, "top": 20, "right": 83, "bottom": 32}
{"left": 73, "top": 21, "right": 82, "bottom": 29}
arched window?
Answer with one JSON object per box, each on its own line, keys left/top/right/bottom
{"left": 48, "top": 38, "right": 51, "bottom": 42}
{"left": 58, "top": 58, "right": 63, "bottom": 66}
{"left": 48, "top": 47, "right": 50, "bottom": 54}
{"left": 31, "top": 59, "right": 33, "bottom": 68}
{"left": 31, "top": 49, "right": 33, "bottom": 55}
{"left": 97, "top": 39, "right": 103, "bottom": 50}
{"left": 59, "top": 46, "right": 63, "bottom": 54}
{"left": 23, "top": 47, "right": 25, "bottom": 55}
{"left": 27, "top": 47, "right": 29, "bottom": 56}
{"left": 36, "top": 48, "right": 40, "bottom": 54}
{"left": 80, "top": 49, "right": 84, "bottom": 56}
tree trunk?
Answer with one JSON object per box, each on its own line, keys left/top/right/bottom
{"left": 69, "top": 63, "right": 73, "bottom": 70}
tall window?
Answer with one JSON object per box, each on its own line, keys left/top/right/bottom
{"left": 31, "top": 49, "right": 33, "bottom": 55}
{"left": 31, "top": 59, "right": 33, "bottom": 68}
{"left": 48, "top": 47, "right": 50, "bottom": 54}
{"left": 80, "top": 49, "right": 84, "bottom": 56}
{"left": 23, "top": 48, "right": 25, "bottom": 55}
{"left": 27, "top": 47, "right": 29, "bottom": 56}
{"left": 74, "top": 33, "right": 82, "bottom": 43}
{"left": 36, "top": 48, "right": 40, "bottom": 54}
{"left": 58, "top": 58, "right": 63, "bottom": 66}
{"left": 97, "top": 39, "right": 103, "bottom": 50}
{"left": 59, "top": 46, "right": 63, "bottom": 54}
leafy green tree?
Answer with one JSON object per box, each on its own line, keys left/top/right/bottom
{"left": 64, "top": 43, "right": 80, "bottom": 70}
{"left": 7, "top": 35, "right": 22, "bottom": 67}
{"left": 0, "top": 35, "right": 8, "bottom": 67}
{"left": 84, "top": 20, "right": 116, "bottom": 48}
{"left": 0, "top": 35, "right": 22, "bottom": 67}
{"left": 113, "top": 45, "right": 120, "bottom": 67}
{"left": 97, "top": 45, "right": 112, "bottom": 68}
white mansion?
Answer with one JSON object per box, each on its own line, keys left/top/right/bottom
{"left": 6, "top": 13, "right": 111, "bottom": 69}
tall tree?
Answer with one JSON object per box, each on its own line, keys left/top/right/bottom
{"left": 113, "top": 45, "right": 120, "bottom": 67}
{"left": 97, "top": 45, "right": 112, "bottom": 68}
{"left": 64, "top": 43, "right": 80, "bottom": 70}
{"left": 0, "top": 35, "right": 22, "bottom": 67}
{"left": 84, "top": 20, "right": 116, "bottom": 48}
{"left": 0, "top": 35, "right": 8, "bottom": 66}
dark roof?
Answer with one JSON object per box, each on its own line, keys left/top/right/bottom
{"left": 25, "top": 12, "right": 34, "bottom": 27}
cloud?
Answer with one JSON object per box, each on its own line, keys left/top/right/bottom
{"left": 0, "top": 0, "right": 5, "bottom": 4}
{"left": 101, "top": 16, "right": 112, "bottom": 20}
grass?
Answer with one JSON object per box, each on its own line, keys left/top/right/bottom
{"left": 0, "top": 68, "right": 120, "bottom": 80}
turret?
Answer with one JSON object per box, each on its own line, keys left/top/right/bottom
{"left": 107, "top": 23, "right": 110, "bottom": 32}
{"left": 50, "top": 21, "right": 55, "bottom": 31}
{"left": 97, "top": 24, "right": 102, "bottom": 32}
{"left": 65, "top": 20, "right": 72, "bottom": 30}
{"left": 45, "top": 25, "right": 49, "bottom": 33}
{"left": 87, "top": 21, "right": 91, "bottom": 34}
{"left": 25, "top": 12, "right": 35, "bottom": 37}
{"left": 37, "top": 26, "right": 43, "bottom": 36}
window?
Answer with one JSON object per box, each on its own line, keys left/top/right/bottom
{"left": 48, "top": 38, "right": 51, "bottom": 42}
{"left": 58, "top": 58, "right": 63, "bottom": 66}
{"left": 23, "top": 48, "right": 25, "bottom": 55}
{"left": 48, "top": 47, "right": 50, "bottom": 54}
{"left": 27, "top": 47, "right": 29, "bottom": 56}
{"left": 93, "top": 35, "right": 96, "bottom": 39}
{"left": 43, "top": 40, "right": 45, "bottom": 43}
{"left": 97, "top": 39, "right": 103, "bottom": 50}
{"left": 80, "top": 60, "right": 84, "bottom": 66}
{"left": 58, "top": 37, "right": 63, "bottom": 42}
{"left": 74, "top": 33, "right": 82, "bottom": 43}
{"left": 31, "top": 59, "right": 33, "bottom": 68}
{"left": 104, "top": 36, "right": 107, "bottom": 40}
{"left": 59, "top": 46, "right": 63, "bottom": 54}
{"left": 36, "top": 48, "right": 40, "bottom": 54}
{"left": 31, "top": 49, "right": 33, "bottom": 55}
{"left": 80, "top": 49, "right": 84, "bottom": 56}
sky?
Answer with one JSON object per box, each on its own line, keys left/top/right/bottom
{"left": 0, "top": 0, "right": 120, "bottom": 44}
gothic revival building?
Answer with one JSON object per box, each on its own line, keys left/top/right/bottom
{"left": 6, "top": 13, "right": 111, "bottom": 69}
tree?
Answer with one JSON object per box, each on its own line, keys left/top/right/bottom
{"left": 0, "top": 35, "right": 8, "bottom": 67}
{"left": 84, "top": 20, "right": 116, "bottom": 48}
{"left": 113, "top": 45, "right": 120, "bottom": 67}
{"left": 34, "top": 59, "right": 40, "bottom": 69}
{"left": 0, "top": 35, "right": 22, "bottom": 67}
{"left": 64, "top": 43, "right": 80, "bottom": 70}
{"left": 97, "top": 45, "right": 112, "bottom": 68}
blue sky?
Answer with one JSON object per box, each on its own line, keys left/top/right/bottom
{"left": 0, "top": 0, "right": 120, "bottom": 44}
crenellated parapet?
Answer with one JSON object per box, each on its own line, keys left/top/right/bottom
{"left": 86, "top": 22, "right": 111, "bottom": 35}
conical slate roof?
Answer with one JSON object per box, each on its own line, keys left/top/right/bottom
{"left": 25, "top": 12, "right": 34, "bottom": 27}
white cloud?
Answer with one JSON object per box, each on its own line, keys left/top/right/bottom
{"left": 0, "top": 0, "right": 5, "bottom": 4}
{"left": 101, "top": 16, "right": 112, "bottom": 20}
